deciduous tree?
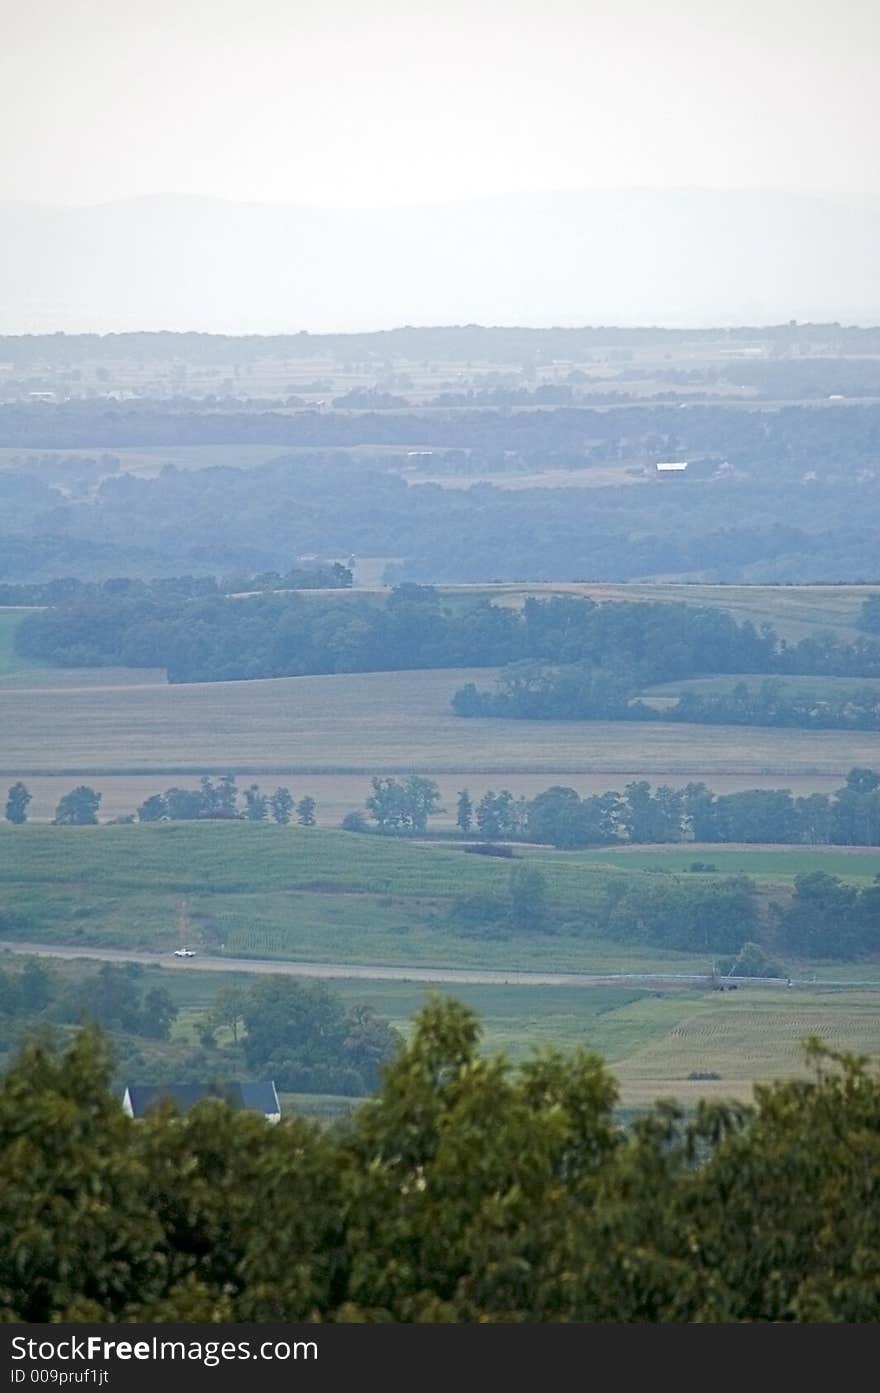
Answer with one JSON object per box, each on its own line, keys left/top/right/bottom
{"left": 4, "top": 782, "right": 31, "bottom": 825}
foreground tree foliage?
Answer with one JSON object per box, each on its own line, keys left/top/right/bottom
{"left": 1, "top": 1004, "right": 879, "bottom": 1322}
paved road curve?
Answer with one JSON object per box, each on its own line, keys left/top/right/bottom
{"left": 0, "top": 939, "right": 823, "bottom": 990}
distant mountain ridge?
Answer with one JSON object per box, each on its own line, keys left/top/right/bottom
{"left": 2, "top": 187, "right": 878, "bottom": 334}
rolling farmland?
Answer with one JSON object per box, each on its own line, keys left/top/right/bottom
{"left": 3, "top": 663, "right": 879, "bottom": 784}
{"left": 4, "top": 943, "right": 877, "bottom": 1109}
{"left": 3, "top": 583, "right": 879, "bottom": 1106}
{"left": 0, "top": 821, "right": 873, "bottom": 978}
{"left": 546, "top": 845, "right": 880, "bottom": 883}
{"left": 438, "top": 581, "right": 880, "bottom": 642}
{"left": 613, "top": 990, "right": 880, "bottom": 1105}
{"left": 0, "top": 821, "right": 701, "bottom": 974}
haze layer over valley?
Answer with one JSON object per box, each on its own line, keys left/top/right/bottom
{"left": 3, "top": 188, "right": 879, "bottom": 333}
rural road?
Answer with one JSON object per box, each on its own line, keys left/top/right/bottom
{"left": 0, "top": 939, "right": 828, "bottom": 990}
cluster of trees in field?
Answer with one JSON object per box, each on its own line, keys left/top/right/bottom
{"left": 449, "top": 864, "right": 552, "bottom": 938}
{"left": 198, "top": 977, "right": 401, "bottom": 1096}
{"left": 0, "top": 962, "right": 399, "bottom": 1099}
{"left": 5, "top": 783, "right": 106, "bottom": 826}
{"left": 361, "top": 776, "right": 443, "bottom": 834}
{"left": 6, "top": 783, "right": 104, "bottom": 826}
{"left": 4, "top": 399, "right": 880, "bottom": 583}
{"left": 134, "top": 776, "right": 316, "bottom": 827}
{"left": 53, "top": 786, "right": 101, "bottom": 825}
{"left": 3, "top": 1006, "right": 879, "bottom": 1321}
{"left": 778, "top": 871, "right": 880, "bottom": 959}
{"left": 500, "top": 770, "right": 880, "bottom": 847}
{"left": 446, "top": 859, "right": 880, "bottom": 960}
{"left": 596, "top": 873, "right": 761, "bottom": 954}
{"left": 455, "top": 663, "right": 880, "bottom": 732}
{"left": 0, "top": 959, "right": 177, "bottom": 1050}
{"left": 16, "top": 586, "right": 880, "bottom": 691}
{"left": 663, "top": 678, "right": 880, "bottom": 730}
{"left": 599, "top": 867, "right": 880, "bottom": 961}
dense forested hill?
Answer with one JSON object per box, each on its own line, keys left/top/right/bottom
{"left": 2, "top": 400, "right": 880, "bottom": 582}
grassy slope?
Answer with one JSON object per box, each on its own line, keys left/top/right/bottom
{"left": 1, "top": 823, "right": 876, "bottom": 978}
{"left": 0, "top": 822, "right": 695, "bottom": 973}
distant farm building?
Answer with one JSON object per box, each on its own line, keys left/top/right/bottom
{"left": 122, "top": 1082, "right": 281, "bottom": 1123}
{"left": 655, "top": 460, "right": 689, "bottom": 474}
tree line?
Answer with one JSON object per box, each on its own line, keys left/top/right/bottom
{"left": 445, "top": 860, "right": 880, "bottom": 961}
{"left": 4, "top": 777, "right": 318, "bottom": 827}
{"left": 339, "top": 769, "right": 880, "bottom": 849}
{"left": 7, "top": 323, "right": 879, "bottom": 366}
{"left": 10, "top": 768, "right": 880, "bottom": 849}
{"left": 0, "top": 959, "right": 177, "bottom": 1052}
{"left": 16, "top": 587, "right": 880, "bottom": 689}
{"left": 135, "top": 776, "right": 316, "bottom": 827}
{"left": 0, "top": 561, "right": 352, "bottom": 608}
{"left": 454, "top": 668, "right": 880, "bottom": 732}
{"left": 14, "top": 765, "right": 878, "bottom": 845}
{"left": 206, "top": 976, "right": 400, "bottom": 1097}
{"left": 2, "top": 1005, "right": 879, "bottom": 1321}
{"left": 0, "top": 963, "right": 400, "bottom": 1099}
{"left": 599, "top": 867, "right": 880, "bottom": 961}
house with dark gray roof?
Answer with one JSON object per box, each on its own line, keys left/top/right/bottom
{"left": 122, "top": 1081, "right": 281, "bottom": 1123}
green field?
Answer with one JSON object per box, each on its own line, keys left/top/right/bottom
{"left": 612, "top": 989, "right": 880, "bottom": 1105}
{"left": 0, "top": 821, "right": 701, "bottom": 974}
{"left": 118, "top": 966, "right": 656, "bottom": 1063}
{"left": 10, "top": 952, "right": 879, "bottom": 1109}
{"left": 549, "top": 845, "right": 880, "bottom": 883}
{"left": 1, "top": 822, "right": 875, "bottom": 981}
{"left": 4, "top": 820, "right": 877, "bottom": 1110}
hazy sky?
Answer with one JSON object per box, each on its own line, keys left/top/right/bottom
{"left": 3, "top": 0, "right": 879, "bottom": 208}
